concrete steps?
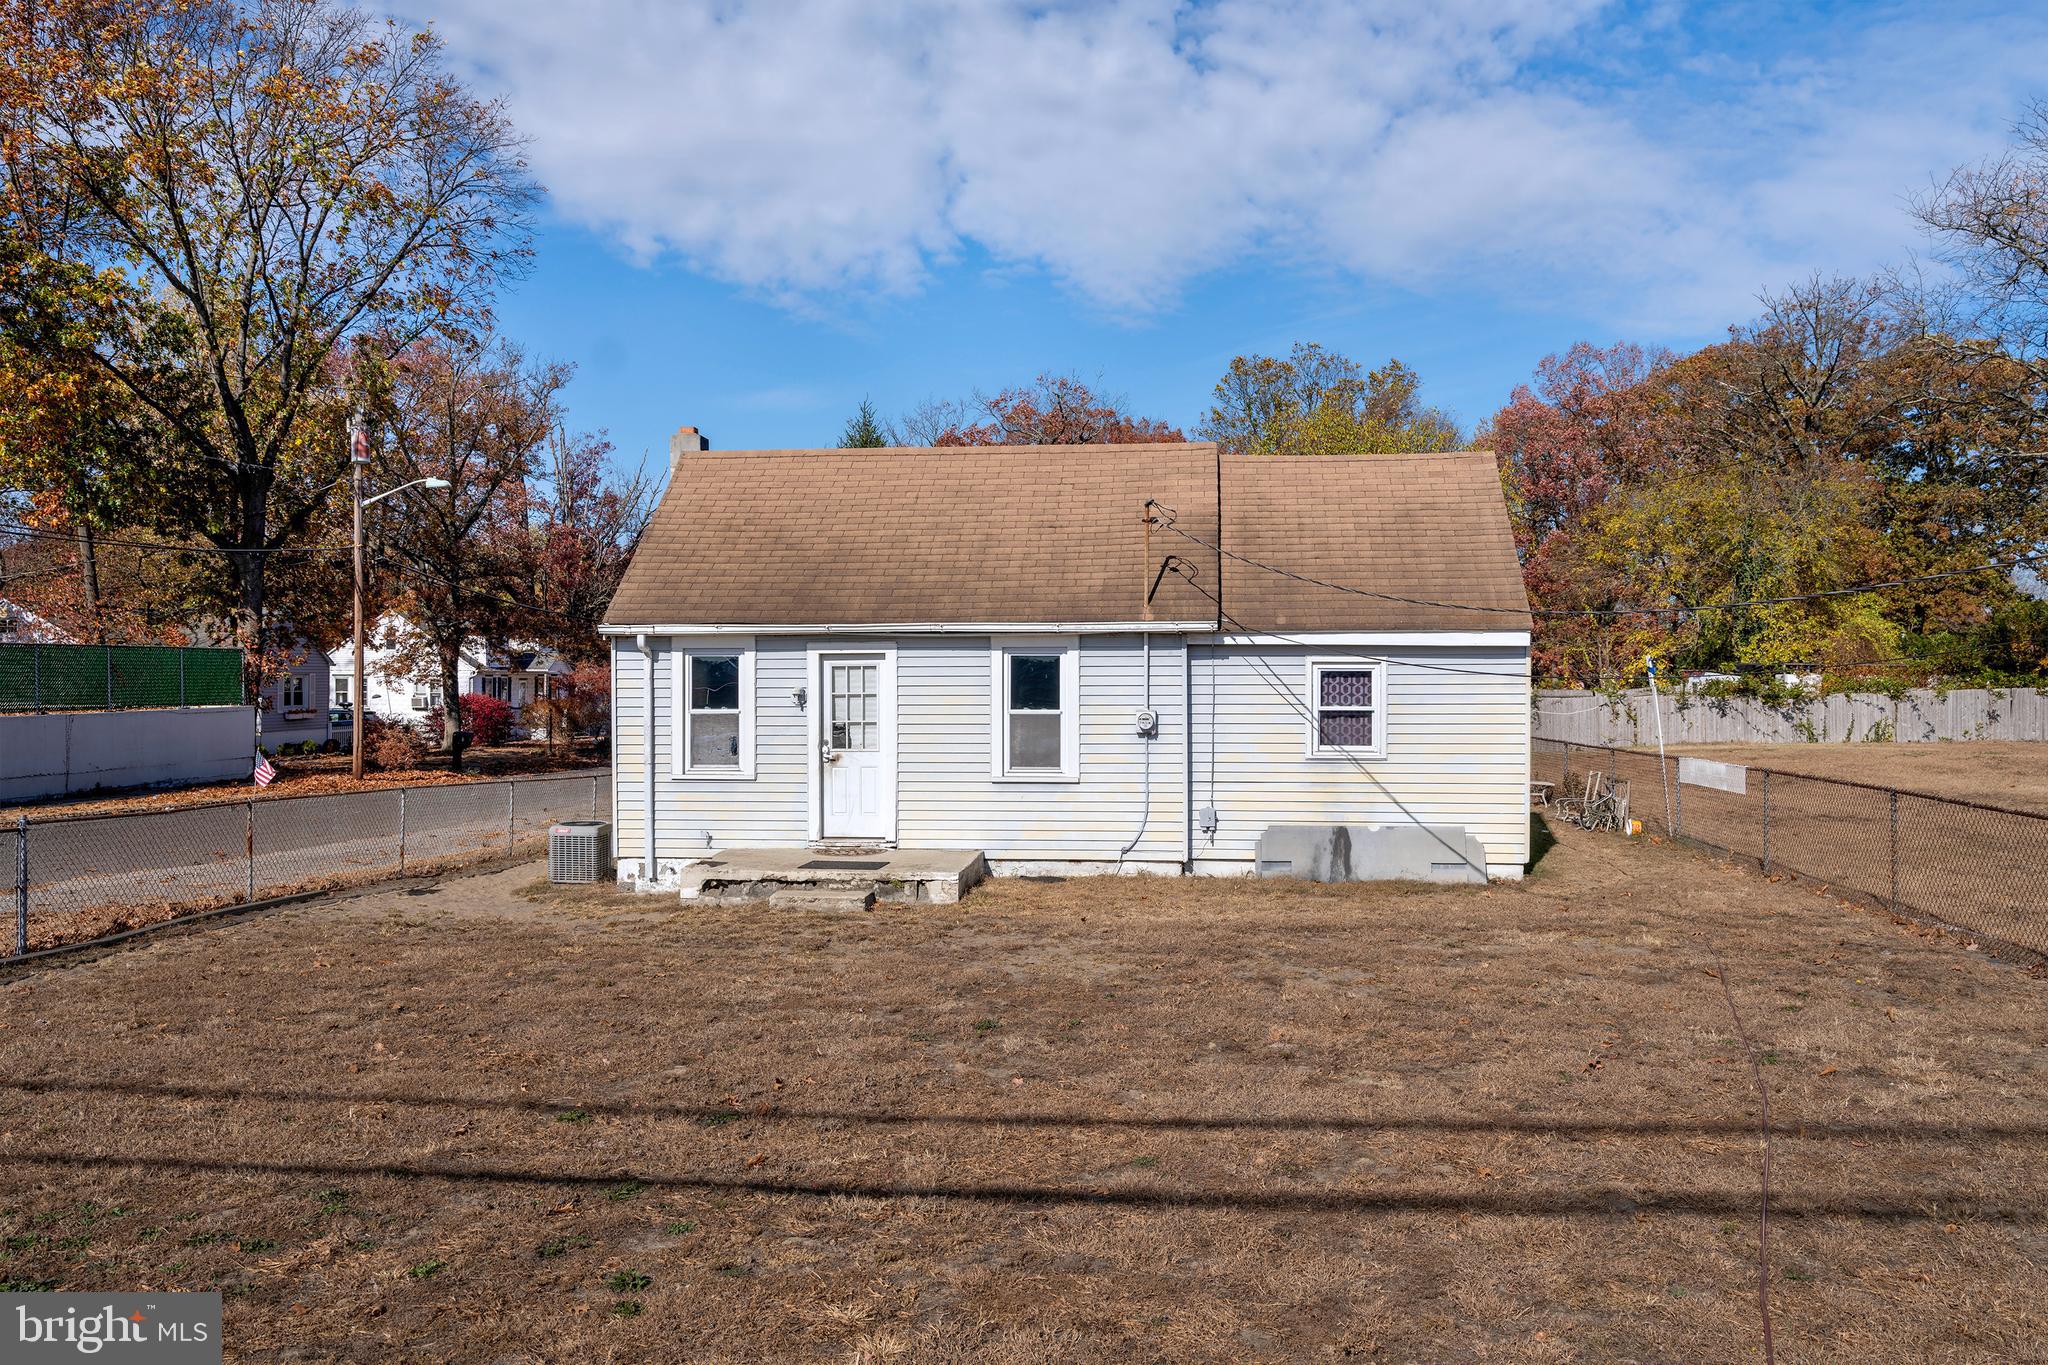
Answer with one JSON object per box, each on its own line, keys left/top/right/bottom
{"left": 677, "top": 847, "right": 987, "bottom": 906}
{"left": 767, "top": 885, "right": 877, "bottom": 913}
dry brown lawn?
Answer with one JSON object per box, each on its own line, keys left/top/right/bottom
{"left": 1, "top": 825, "right": 2042, "bottom": 1362}
{"left": 1668, "top": 740, "right": 2048, "bottom": 814}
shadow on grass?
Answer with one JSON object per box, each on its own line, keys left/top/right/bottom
{"left": 4, "top": 1076, "right": 2044, "bottom": 1145}
{"left": 1527, "top": 813, "right": 1560, "bottom": 874}
{"left": 6, "top": 1147, "right": 2036, "bottom": 1224}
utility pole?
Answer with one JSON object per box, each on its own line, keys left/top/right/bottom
{"left": 347, "top": 416, "right": 449, "bottom": 782}
{"left": 351, "top": 416, "right": 370, "bottom": 779}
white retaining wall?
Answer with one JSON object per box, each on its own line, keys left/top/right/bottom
{"left": 0, "top": 706, "right": 256, "bottom": 802}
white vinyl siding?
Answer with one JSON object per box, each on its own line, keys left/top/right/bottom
{"left": 611, "top": 631, "right": 1530, "bottom": 877}
{"left": 900, "top": 635, "right": 1184, "bottom": 862}
{"left": 1192, "top": 642, "right": 1530, "bottom": 871}
{"left": 614, "top": 635, "right": 810, "bottom": 863}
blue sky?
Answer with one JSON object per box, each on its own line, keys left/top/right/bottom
{"left": 383, "top": 0, "right": 2048, "bottom": 469}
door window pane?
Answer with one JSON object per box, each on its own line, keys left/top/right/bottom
{"left": 1010, "top": 655, "right": 1060, "bottom": 710}
{"left": 829, "top": 661, "right": 879, "bottom": 751}
{"left": 692, "top": 656, "right": 739, "bottom": 709}
{"left": 691, "top": 712, "right": 740, "bottom": 766}
{"left": 1009, "top": 712, "right": 1061, "bottom": 769}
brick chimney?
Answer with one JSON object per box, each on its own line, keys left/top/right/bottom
{"left": 670, "top": 425, "right": 710, "bottom": 466}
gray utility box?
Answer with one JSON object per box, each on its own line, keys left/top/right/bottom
{"left": 1254, "top": 823, "right": 1489, "bottom": 884}
{"left": 548, "top": 820, "right": 613, "bottom": 883}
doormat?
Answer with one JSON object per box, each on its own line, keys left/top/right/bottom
{"left": 799, "top": 858, "right": 890, "bottom": 870}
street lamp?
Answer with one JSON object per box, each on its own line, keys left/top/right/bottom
{"left": 350, "top": 417, "right": 449, "bottom": 778}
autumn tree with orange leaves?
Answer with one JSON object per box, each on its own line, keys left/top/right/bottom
{"left": 1489, "top": 277, "right": 2048, "bottom": 688}
{"left": 0, "top": 0, "right": 537, "bottom": 671}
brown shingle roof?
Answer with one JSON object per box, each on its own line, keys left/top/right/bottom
{"left": 602, "top": 444, "right": 1530, "bottom": 632}
{"left": 604, "top": 444, "right": 1223, "bottom": 626}
{"left": 1219, "top": 451, "right": 1531, "bottom": 631}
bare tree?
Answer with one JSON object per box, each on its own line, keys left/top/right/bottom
{"left": 1914, "top": 100, "right": 2048, "bottom": 399}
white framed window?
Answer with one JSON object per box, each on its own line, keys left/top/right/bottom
{"left": 280, "top": 675, "right": 306, "bottom": 708}
{"left": 333, "top": 676, "right": 351, "bottom": 706}
{"left": 990, "top": 636, "right": 1079, "bottom": 781}
{"left": 672, "top": 641, "right": 754, "bottom": 779}
{"left": 1306, "top": 659, "right": 1386, "bottom": 759}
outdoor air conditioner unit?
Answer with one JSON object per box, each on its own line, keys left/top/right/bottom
{"left": 548, "top": 820, "right": 612, "bottom": 884}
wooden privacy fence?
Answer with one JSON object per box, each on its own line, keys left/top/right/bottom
{"left": 1533, "top": 687, "right": 2048, "bottom": 747}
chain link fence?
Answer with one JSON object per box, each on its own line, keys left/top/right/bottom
{"left": 8, "top": 771, "right": 609, "bottom": 957}
{"left": 1536, "top": 739, "right": 2048, "bottom": 958}
{"left": 0, "top": 643, "right": 243, "bottom": 711}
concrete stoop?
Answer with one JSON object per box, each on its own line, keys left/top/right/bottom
{"left": 767, "top": 885, "right": 877, "bottom": 913}
{"left": 677, "top": 847, "right": 987, "bottom": 908}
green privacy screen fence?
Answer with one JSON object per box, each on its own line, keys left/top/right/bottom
{"left": 0, "top": 644, "right": 244, "bottom": 712}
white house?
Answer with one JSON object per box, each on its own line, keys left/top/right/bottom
{"left": 601, "top": 438, "right": 1533, "bottom": 885}
{"left": 327, "top": 613, "right": 569, "bottom": 726}
{"left": 0, "top": 600, "right": 78, "bottom": 645}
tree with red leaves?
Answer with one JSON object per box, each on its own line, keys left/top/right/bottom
{"left": 510, "top": 427, "right": 656, "bottom": 660}
{"left": 909, "top": 373, "right": 1184, "bottom": 447}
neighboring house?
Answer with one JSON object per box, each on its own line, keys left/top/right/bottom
{"left": 327, "top": 614, "right": 569, "bottom": 728}
{"left": 601, "top": 438, "right": 1533, "bottom": 885}
{"left": 256, "top": 644, "right": 334, "bottom": 749}
{"left": 0, "top": 600, "right": 79, "bottom": 644}
{"left": 161, "top": 623, "right": 331, "bottom": 750}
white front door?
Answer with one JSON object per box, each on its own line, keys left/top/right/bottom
{"left": 820, "top": 653, "right": 889, "bottom": 840}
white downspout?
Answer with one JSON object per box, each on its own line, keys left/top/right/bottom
{"left": 607, "top": 639, "right": 620, "bottom": 869}
{"left": 640, "top": 632, "right": 657, "bottom": 885}
{"left": 1181, "top": 633, "right": 1193, "bottom": 873}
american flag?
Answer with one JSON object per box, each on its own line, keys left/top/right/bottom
{"left": 253, "top": 754, "right": 277, "bottom": 787}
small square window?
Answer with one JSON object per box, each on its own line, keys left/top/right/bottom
{"left": 1308, "top": 661, "right": 1384, "bottom": 758}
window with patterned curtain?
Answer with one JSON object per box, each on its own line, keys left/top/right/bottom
{"left": 1309, "top": 660, "right": 1384, "bottom": 757}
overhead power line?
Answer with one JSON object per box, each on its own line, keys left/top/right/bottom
{"left": 1166, "top": 565, "right": 1531, "bottom": 682}
{"left": 1150, "top": 514, "right": 2044, "bottom": 620}
{"left": 0, "top": 523, "right": 352, "bottom": 557}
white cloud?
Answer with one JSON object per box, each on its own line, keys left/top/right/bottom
{"left": 397, "top": 0, "right": 2048, "bottom": 327}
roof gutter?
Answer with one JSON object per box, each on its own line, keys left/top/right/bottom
{"left": 596, "top": 621, "right": 1215, "bottom": 637}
